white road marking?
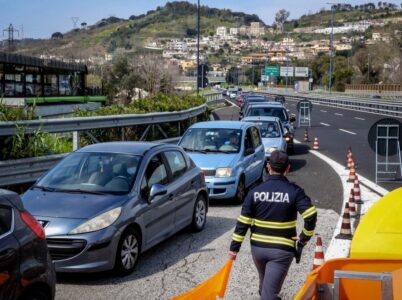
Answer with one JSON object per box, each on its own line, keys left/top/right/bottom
{"left": 354, "top": 117, "right": 365, "bottom": 120}
{"left": 294, "top": 138, "right": 387, "bottom": 260}
{"left": 320, "top": 110, "right": 327, "bottom": 113}
{"left": 335, "top": 113, "right": 343, "bottom": 116}
{"left": 339, "top": 129, "right": 356, "bottom": 135}
{"left": 320, "top": 122, "right": 330, "bottom": 127}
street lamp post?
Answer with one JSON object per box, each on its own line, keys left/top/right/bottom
{"left": 196, "top": 0, "right": 200, "bottom": 95}
{"left": 327, "top": 3, "right": 336, "bottom": 94}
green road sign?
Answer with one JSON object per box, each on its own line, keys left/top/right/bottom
{"left": 265, "top": 66, "right": 279, "bottom": 77}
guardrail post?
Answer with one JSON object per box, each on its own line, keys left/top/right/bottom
{"left": 73, "top": 131, "right": 80, "bottom": 151}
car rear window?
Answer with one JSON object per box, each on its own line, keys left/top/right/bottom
{"left": 0, "top": 206, "right": 12, "bottom": 236}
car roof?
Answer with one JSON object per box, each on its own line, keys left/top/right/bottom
{"left": 188, "top": 121, "right": 250, "bottom": 130}
{"left": 242, "top": 116, "right": 281, "bottom": 123}
{"left": 0, "top": 189, "right": 24, "bottom": 210}
{"left": 76, "top": 142, "right": 164, "bottom": 155}
{"left": 247, "top": 103, "right": 285, "bottom": 109}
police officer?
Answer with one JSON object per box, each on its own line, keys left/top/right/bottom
{"left": 228, "top": 150, "right": 317, "bottom": 300}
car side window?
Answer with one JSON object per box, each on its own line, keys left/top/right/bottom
{"left": 140, "top": 154, "right": 169, "bottom": 199}
{"left": 251, "top": 127, "right": 262, "bottom": 147}
{"left": 0, "top": 206, "right": 12, "bottom": 236}
{"left": 245, "top": 128, "right": 254, "bottom": 153}
{"left": 164, "top": 151, "right": 187, "bottom": 180}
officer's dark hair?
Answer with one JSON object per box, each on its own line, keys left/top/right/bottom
{"left": 269, "top": 150, "right": 289, "bottom": 174}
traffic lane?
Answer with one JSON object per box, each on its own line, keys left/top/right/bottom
{"left": 214, "top": 105, "right": 343, "bottom": 214}
{"left": 56, "top": 214, "right": 236, "bottom": 299}
{"left": 286, "top": 100, "right": 401, "bottom": 191}
{"left": 55, "top": 206, "right": 337, "bottom": 300}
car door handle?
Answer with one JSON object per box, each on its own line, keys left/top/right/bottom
{"left": 0, "top": 249, "right": 16, "bottom": 262}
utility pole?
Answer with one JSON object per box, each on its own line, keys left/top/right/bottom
{"left": 327, "top": 3, "right": 336, "bottom": 94}
{"left": 3, "top": 24, "right": 19, "bottom": 51}
{"left": 196, "top": 0, "right": 200, "bottom": 95}
{"left": 284, "top": 32, "right": 292, "bottom": 92}
{"left": 367, "top": 53, "right": 370, "bottom": 82}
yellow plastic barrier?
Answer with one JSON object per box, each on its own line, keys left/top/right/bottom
{"left": 171, "top": 259, "right": 233, "bottom": 300}
{"left": 351, "top": 188, "right": 402, "bottom": 259}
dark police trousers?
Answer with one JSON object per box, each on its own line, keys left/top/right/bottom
{"left": 251, "top": 245, "right": 294, "bottom": 300}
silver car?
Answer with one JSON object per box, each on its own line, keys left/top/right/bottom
{"left": 242, "top": 116, "right": 287, "bottom": 160}
{"left": 22, "top": 142, "right": 208, "bottom": 274}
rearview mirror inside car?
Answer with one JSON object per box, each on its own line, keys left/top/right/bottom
{"left": 149, "top": 184, "right": 167, "bottom": 203}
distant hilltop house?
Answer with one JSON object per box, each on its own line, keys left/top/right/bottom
{"left": 238, "top": 22, "right": 266, "bottom": 37}
{"left": 215, "top": 26, "right": 240, "bottom": 40}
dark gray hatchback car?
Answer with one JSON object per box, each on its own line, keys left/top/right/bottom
{"left": 22, "top": 142, "right": 208, "bottom": 274}
{"left": 0, "top": 189, "right": 55, "bottom": 300}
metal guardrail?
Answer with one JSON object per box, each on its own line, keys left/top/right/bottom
{"left": 0, "top": 92, "right": 224, "bottom": 137}
{"left": 0, "top": 93, "right": 223, "bottom": 187}
{"left": 260, "top": 90, "right": 402, "bottom": 118}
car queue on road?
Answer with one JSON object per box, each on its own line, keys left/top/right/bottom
{"left": 0, "top": 92, "right": 297, "bottom": 300}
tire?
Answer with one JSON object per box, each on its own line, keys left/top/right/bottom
{"left": 190, "top": 194, "right": 207, "bottom": 232}
{"left": 259, "top": 166, "right": 268, "bottom": 183}
{"left": 234, "top": 177, "right": 246, "bottom": 205}
{"left": 20, "top": 289, "right": 50, "bottom": 300}
{"left": 114, "top": 227, "right": 141, "bottom": 275}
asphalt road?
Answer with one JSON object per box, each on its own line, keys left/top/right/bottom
{"left": 284, "top": 98, "right": 402, "bottom": 192}
{"left": 55, "top": 104, "right": 343, "bottom": 300}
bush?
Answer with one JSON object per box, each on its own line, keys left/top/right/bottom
{"left": 74, "top": 93, "right": 207, "bottom": 146}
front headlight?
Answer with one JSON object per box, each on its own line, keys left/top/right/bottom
{"left": 69, "top": 207, "right": 122, "bottom": 234}
{"left": 266, "top": 147, "right": 278, "bottom": 154}
{"left": 215, "top": 168, "right": 232, "bottom": 178}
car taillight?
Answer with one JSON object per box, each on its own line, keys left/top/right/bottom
{"left": 20, "top": 211, "right": 45, "bottom": 240}
{"left": 200, "top": 170, "right": 205, "bottom": 183}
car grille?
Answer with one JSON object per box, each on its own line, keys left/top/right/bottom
{"left": 46, "top": 238, "right": 87, "bottom": 261}
{"left": 202, "top": 169, "right": 215, "bottom": 176}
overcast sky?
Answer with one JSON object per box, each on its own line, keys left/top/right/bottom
{"left": 0, "top": 0, "right": 390, "bottom": 39}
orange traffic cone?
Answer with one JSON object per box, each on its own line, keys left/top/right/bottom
{"left": 335, "top": 202, "right": 353, "bottom": 240}
{"left": 347, "top": 166, "right": 356, "bottom": 182}
{"left": 348, "top": 188, "right": 356, "bottom": 218}
{"left": 304, "top": 129, "right": 309, "bottom": 142}
{"left": 312, "top": 235, "right": 325, "bottom": 270}
{"left": 312, "top": 137, "right": 320, "bottom": 150}
{"left": 353, "top": 177, "right": 363, "bottom": 205}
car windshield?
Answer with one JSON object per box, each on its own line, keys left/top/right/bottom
{"left": 252, "top": 121, "right": 281, "bottom": 138}
{"left": 179, "top": 128, "right": 242, "bottom": 153}
{"left": 246, "top": 107, "right": 288, "bottom": 122}
{"left": 35, "top": 152, "right": 141, "bottom": 195}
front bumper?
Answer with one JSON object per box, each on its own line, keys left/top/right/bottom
{"left": 47, "top": 226, "right": 122, "bottom": 273}
{"left": 205, "top": 176, "right": 237, "bottom": 199}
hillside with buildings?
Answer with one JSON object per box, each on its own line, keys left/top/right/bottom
{"left": 2, "top": 1, "right": 401, "bottom": 90}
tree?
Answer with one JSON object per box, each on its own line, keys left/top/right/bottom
{"left": 275, "top": 9, "right": 290, "bottom": 33}
{"left": 51, "top": 32, "right": 63, "bottom": 39}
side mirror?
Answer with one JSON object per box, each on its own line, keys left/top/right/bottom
{"left": 148, "top": 184, "right": 167, "bottom": 203}
{"left": 245, "top": 148, "right": 255, "bottom": 156}
{"left": 290, "top": 116, "right": 296, "bottom": 123}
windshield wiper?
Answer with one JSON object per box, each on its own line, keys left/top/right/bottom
{"left": 31, "top": 185, "right": 55, "bottom": 192}
{"left": 50, "top": 188, "right": 109, "bottom": 196}
{"left": 203, "top": 148, "right": 237, "bottom": 154}
{"left": 183, "top": 147, "right": 207, "bottom": 154}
